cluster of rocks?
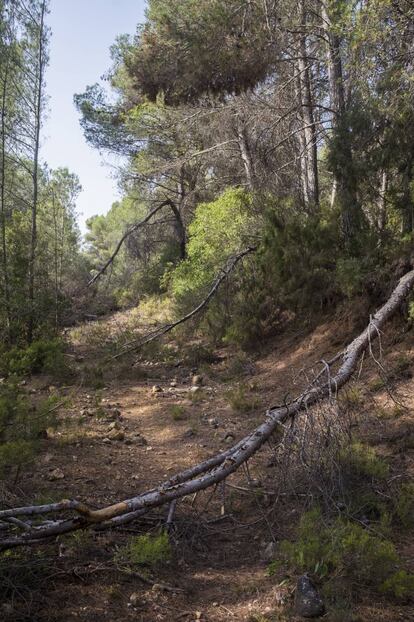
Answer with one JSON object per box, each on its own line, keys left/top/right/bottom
{"left": 78, "top": 397, "right": 149, "bottom": 447}
{"left": 151, "top": 373, "right": 207, "bottom": 397}
{"left": 101, "top": 419, "right": 148, "bottom": 447}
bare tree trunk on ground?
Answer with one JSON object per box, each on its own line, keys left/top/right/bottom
{"left": 1, "top": 266, "right": 414, "bottom": 550}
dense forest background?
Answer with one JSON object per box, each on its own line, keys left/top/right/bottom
{"left": 1, "top": 0, "right": 414, "bottom": 350}
{"left": 1, "top": 1, "right": 414, "bottom": 620}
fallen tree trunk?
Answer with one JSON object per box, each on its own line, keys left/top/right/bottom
{"left": 1, "top": 268, "right": 414, "bottom": 550}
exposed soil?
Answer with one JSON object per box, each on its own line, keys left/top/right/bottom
{"left": 1, "top": 310, "right": 414, "bottom": 622}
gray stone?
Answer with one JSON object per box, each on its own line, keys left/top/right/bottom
{"left": 81, "top": 408, "right": 94, "bottom": 417}
{"left": 107, "top": 429, "right": 125, "bottom": 441}
{"left": 190, "top": 385, "right": 201, "bottom": 394}
{"left": 294, "top": 574, "right": 325, "bottom": 618}
{"left": 107, "top": 421, "right": 121, "bottom": 431}
{"left": 183, "top": 428, "right": 195, "bottom": 439}
{"left": 132, "top": 434, "right": 148, "bottom": 446}
{"left": 129, "top": 592, "right": 143, "bottom": 607}
{"left": 49, "top": 468, "right": 65, "bottom": 481}
{"left": 223, "top": 432, "right": 235, "bottom": 444}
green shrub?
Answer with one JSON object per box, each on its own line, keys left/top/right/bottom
{"left": 115, "top": 531, "right": 171, "bottom": 568}
{"left": 394, "top": 482, "right": 414, "bottom": 529}
{"left": 169, "top": 405, "right": 186, "bottom": 421}
{"left": 277, "top": 507, "right": 413, "bottom": 600}
{"left": 0, "top": 339, "right": 67, "bottom": 378}
{"left": 0, "top": 381, "right": 58, "bottom": 478}
{"left": 380, "top": 570, "right": 414, "bottom": 601}
{"left": 225, "top": 384, "right": 259, "bottom": 413}
{"left": 336, "top": 257, "right": 367, "bottom": 298}
{"left": 339, "top": 442, "right": 389, "bottom": 480}
{"left": 338, "top": 386, "right": 363, "bottom": 408}
{"left": 168, "top": 187, "right": 255, "bottom": 306}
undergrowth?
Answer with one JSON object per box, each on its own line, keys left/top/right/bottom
{"left": 0, "top": 339, "right": 68, "bottom": 379}
{"left": 269, "top": 507, "right": 414, "bottom": 602}
{"left": 114, "top": 531, "right": 171, "bottom": 569}
{"left": 0, "top": 381, "right": 59, "bottom": 479}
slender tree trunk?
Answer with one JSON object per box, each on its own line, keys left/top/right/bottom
{"left": 297, "top": 0, "right": 319, "bottom": 209}
{"left": 169, "top": 198, "right": 186, "bottom": 259}
{"left": 236, "top": 114, "right": 255, "bottom": 191}
{"left": 0, "top": 60, "right": 12, "bottom": 341}
{"left": 377, "top": 170, "right": 388, "bottom": 236}
{"left": 321, "top": 1, "right": 361, "bottom": 245}
{"left": 294, "top": 69, "right": 311, "bottom": 206}
{"left": 27, "top": 0, "right": 46, "bottom": 343}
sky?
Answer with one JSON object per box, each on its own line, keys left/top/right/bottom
{"left": 41, "top": 0, "right": 146, "bottom": 234}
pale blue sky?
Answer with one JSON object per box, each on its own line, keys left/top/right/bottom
{"left": 41, "top": 0, "right": 146, "bottom": 233}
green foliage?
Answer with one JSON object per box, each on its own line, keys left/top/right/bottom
{"left": 394, "top": 482, "right": 414, "bottom": 529}
{"left": 338, "top": 386, "right": 363, "bottom": 408}
{"left": 0, "top": 339, "right": 67, "bottom": 378}
{"left": 169, "top": 404, "right": 186, "bottom": 421}
{"left": 225, "top": 384, "right": 259, "bottom": 414}
{"left": 260, "top": 206, "right": 339, "bottom": 312}
{"left": 122, "top": 0, "right": 273, "bottom": 104}
{"left": 169, "top": 187, "right": 255, "bottom": 305}
{"left": 0, "top": 381, "right": 58, "bottom": 478}
{"left": 115, "top": 531, "right": 171, "bottom": 568}
{"left": 380, "top": 570, "right": 414, "bottom": 601}
{"left": 277, "top": 508, "right": 413, "bottom": 600}
{"left": 339, "top": 442, "right": 389, "bottom": 480}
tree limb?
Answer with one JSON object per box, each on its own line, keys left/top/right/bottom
{"left": 111, "top": 246, "right": 257, "bottom": 359}
{"left": 1, "top": 268, "right": 414, "bottom": 550}
{"left": 87, "top": 199, "right": 183, "bottom": 287}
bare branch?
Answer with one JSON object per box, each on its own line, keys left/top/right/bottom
{"left": 87, "top": 199, "right": 179, "bottom": 287}
{"left": 1, "top": 268, "right": 414, "bottom": 550}
{"left": 111, "top": 246, "right": 257, "bottom": 359}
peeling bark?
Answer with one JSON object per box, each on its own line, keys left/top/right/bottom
{"left": 1, "top": 267, "right": 413, "bottom": 550}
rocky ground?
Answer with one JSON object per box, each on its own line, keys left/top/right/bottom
{"left": 1, "top": 309, "right": 414, "bottom": 622}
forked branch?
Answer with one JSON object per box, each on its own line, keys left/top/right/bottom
{"left": 111, "top": 246, "right": 257, "bottom": 359}
{"left": 87, "top": 199, "right": 184, "bottom": 287}
{"left": 1, "top": 268, "right": 414, "bottom": 550}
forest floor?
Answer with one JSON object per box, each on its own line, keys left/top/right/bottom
{"left": 2, "top": 303, "right": 414, "bottom": 622}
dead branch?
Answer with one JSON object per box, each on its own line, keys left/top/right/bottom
{"left": 111, "top": 246, "right": 257, "bottom": 359}
{"left": 87, "top": 199, "right": 182, "bottom": 287}
{"left": 1, "top": 268, "right": 414, "bottom": 550}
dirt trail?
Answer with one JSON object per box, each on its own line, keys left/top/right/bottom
{"left": 3, "top": 312, "right": 414, "bottom": 621}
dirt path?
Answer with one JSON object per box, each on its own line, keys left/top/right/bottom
{"left": 2, "top": 314, "right": 414, "bottom": 621}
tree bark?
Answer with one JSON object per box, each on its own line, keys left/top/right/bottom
{"left": 0, "top": 50, "right": 12, "bottom": 341}
{"left": 1, "top": 266, "right": 414, "bottom": 550}
{"left": 296, "top": 0, "right": 319, "bottom": 209}
{"left": 27, "top": 0, "right": 47, "bottom": 343}
{"left": 236, "top": 114, "right": 255, "bottom": 191}
{"left": 321, "top": 0, "right": 361, "bottom": 243}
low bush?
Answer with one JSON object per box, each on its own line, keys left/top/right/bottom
{"left": 394, "top": 482, "right": 414, "bottom": 529}
{"left": 225, "top": 384, "right": 260, "bottom": 413}
{"left": 274, "top": 507, "right": 414, "bottom": 601}
{"left": 339, "top": 442, "right": 389, "bottom": 480}
{"left": 0, "top": 381, "right": 58, "bottom": 478}
{"left": 169, "top": 405, "right": 186, "bottom": 421}
{"left": 115, "top": 531, "right": 171, "bottom": 569}
{"left": 0, "top": 339, "right": 68, "bottom": 378}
